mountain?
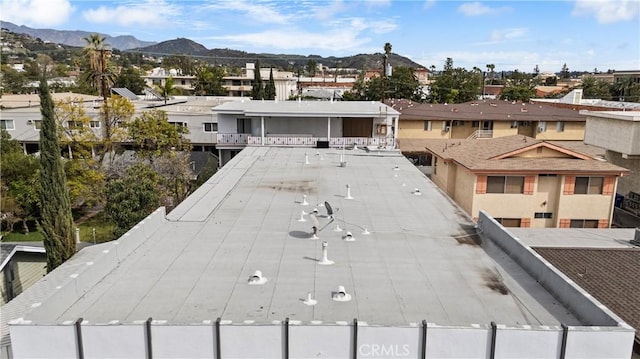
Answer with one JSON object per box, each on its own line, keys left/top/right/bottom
{"left": 0, "top": 21, "right": 156, "bottom": 50}
{"left": 131, "top": 38, "right": 425, "bottom": 69}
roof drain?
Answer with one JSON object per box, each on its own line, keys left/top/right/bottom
{"left": 248, "top": 270, "right": 267, "bottom": 285}
{"left": 318, "top": 241, "right": 334, "bottom": 265}
{"left": 332, "top": 286, "right": 352, "bottom": 302}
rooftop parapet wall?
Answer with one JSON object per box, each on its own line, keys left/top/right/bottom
{"left": 8, "top": 320, "right": 635, "bottom": 358}
{"left": 477, "top": 210, "right": 632, "bottom": 328}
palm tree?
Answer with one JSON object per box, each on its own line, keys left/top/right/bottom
{"left": 157, "top": 76, "right": 176, "bottom": 104}
{"left": 83, "top": 34, "right": 114, "bottom": 100}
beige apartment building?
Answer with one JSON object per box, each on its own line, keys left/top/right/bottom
{"left": 405, "top": 135, "right": 628, "bottom": 228}
{"left": 391, "top": 100, "right": 587, "bottom": 141}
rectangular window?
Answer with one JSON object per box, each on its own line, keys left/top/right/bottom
{"left": 237, "top": 118, "right": 251, "bottom": 133}
{"left": 510, "top": 121, "right": 518, "bottom": 129}
{"left": 574, "top": 176, "right": 603, "bottom": 194}
{"left": 423, "top": 120, "right": 432, "bottom": 131}
{"left": 534, "top": 212, "right": 553, "bottom": 219}
{"left": 89, "top": 121, "right": 101, "bottom": 128}
{"left": 487, "top": 176, "right": 524, "bottom": 194}
{"left": 0, "top": 119, "right": 15, "bottom": 130}
{"left": 66, "top": 121, "right": 83, "bottom": 129}
{"left": 556, "top": 121, "right": 565, "bottom": 132}
{"left": 203, "top": 122, "right": 218, "bottom": 132}
{"left": 496, "top": 218, "right": 522, "bottom": 227}
{"left": 538, "top": 121, "right": 547, "bottom": 132}
{"left": 519, "top": 121, "right": 530, "bottom": 127}
{"left": 452, "top": 120, "right": 464, "bottom": 126}
{"left": 471, "top": 121, "right": 480, "bottom": 128}
{"left": 570, "top": 219, "right": 599, "bottom": 228}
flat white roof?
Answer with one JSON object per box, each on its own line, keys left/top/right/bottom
{"left": 20, "top": 147, "right": 578, "bottom": 327}
{"left": 213, "top": 100, "right": 400, "bottom": 118}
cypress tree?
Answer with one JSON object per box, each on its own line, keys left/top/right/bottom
{"left": 265, "top": 67, "right": 276, "bottom": 100}
{"left": 251, "top": 60, "right": 265, "bottom": 100}
{"left": 38, "top": 79, "right": 76, "bottom": 272}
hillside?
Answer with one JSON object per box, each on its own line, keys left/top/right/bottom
{"left": 1, "top": 21, "right": 156, "bottom": 50}
{"left": 131, "top": 38, "right": 425, "bottom": 69}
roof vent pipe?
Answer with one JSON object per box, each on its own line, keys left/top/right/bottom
{"left": 332, "top": 286, "right": 352, "bottom": 302}
{"left": 344, "top": 231, "right": 355, "bottom": 242}
{"left": 248, "top": 270, "right": 267, "bottom": 285}
{"left": 334, "top": 224, "right": 343, "bottom": 232}
{"left": 319, "top": 241, "right": 334, "bottom": 265}
{"left": 305, "top": 153, "right": 310, "bottom": 165}
{"left": 413, "top": 188, "right": 422, "bottom": 196}
{"left": 297, "top": 210, "right": 307, "bottom": 222}
{"left": 345, "top": 184, "right": 353, "bottom": 200}
{"left": 303, "top": 292, "right": 317, "bottom": 306}
{"left": 301, "top": 194, "right": 309, "bottom": 206}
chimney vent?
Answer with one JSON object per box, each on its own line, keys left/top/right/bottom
{"left": 332, "top": 286, "right": 352, "bottom": 302}
{"left": 248, "top": 270, "right": 267, "bottom": 285}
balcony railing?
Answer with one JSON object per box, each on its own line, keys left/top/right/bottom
{"left": 467, "top": 130, "right": 494, "bottom": 139}
{"left": 217, "top": 134, "right": 395, "bottom": 148}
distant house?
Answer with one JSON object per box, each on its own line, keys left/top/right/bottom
{"left": 404, "top": 135, "right": 628, "bottom": 228}
{"left": 0, "top": 244, "right": 46, "bottom": 305}
{"left": 391, "top": 100, "right": 588, "bottom": 141}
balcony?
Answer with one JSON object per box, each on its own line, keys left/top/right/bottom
{"left": 217, "top": 134, "right": 395, "bottom": 148}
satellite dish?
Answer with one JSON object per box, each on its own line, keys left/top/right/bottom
{"left": 324, "top": 201, "right": 333, "bottom": 217}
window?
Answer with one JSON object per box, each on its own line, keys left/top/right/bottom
{"left": 538, "top": 121, "right": 547, "bottom": 132}
{"left": 510, "top": 121, "right": 518, "bottom": 129}
{"left": 471, "top": 121, "right": 480, "bottom": 128}
{"left": 452, "top": 120, "right": 464, "bottom": 126}
{"left": 518, "top": 121, "right": 530, "bottom": 127}
{"left": 574, "top": 176, "right": 603, "bottom": 194}
{"left": 534, "top": 212, "right": 553, "bottom": 219}
{"left": 169, "top": 121, "right": 186, "bottom": 128}
{"left": 423, "top": 121, "right": 432, "bottom": 131}
{"left": 486, "top": 176, "right": 524, "bottom": 194}
{"left": 203, "top": 122, "right": 218, "bottom": 132}
{"left": 181, "top": 80, "right": 186, "bottom": 85}
{"left": 237, "top": 118, "right": 251, "bottom": 133}
{"left": 0, "top": 119, "right": 15, "bottom": 130}
{"left": 66, "top": 121, "right": 83, "bottom": 129}
{"left": 496, "top": 218, "right": 521, "bottom": 227}
{"left": 89, "top": 121, "right": 101, "bottom": 128}
{"left": 570, "top": 219, "right": 598, "bottom": 228}
{"left": 556, "top": 121, "right": 565, "bottom": 132}
{"left": 33, "top": 120, "right": 42, "bottom": 129}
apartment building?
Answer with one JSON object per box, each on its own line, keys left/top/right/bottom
{"left": 392, "top": 100, "right": 587, "bottom": 141}
{"left": 408, "top": 135, "right": 628, "bottom": 228}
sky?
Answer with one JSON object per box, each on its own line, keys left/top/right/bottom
{"left": 1, "top": 0, "right": 639, "bottom": 72}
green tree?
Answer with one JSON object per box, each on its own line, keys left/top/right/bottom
{"left": 560, "top": 63, "right": 570, "bottom": 79}
{"left": 83, "top": 34, "right": 114, "bottom": 101}
{"left": 100, "top": 95, "right": 136, "bottom": 161}
{"left": 306, "top": 59, "right": 317, "bottom": 77}
{"left": 127, "top": 109, "right": 190, "bottom": 161}
{"left": 265, "top": 67, "right": 276, "bottom": 100}
{"left": 152, "top": 151, "right": 195, "bottom": 205}
{"left": 105, "top": 163, "right": 163, "bottom": 237}
{"left": 0, "top": 130, "right": 40, "bottom": 233}
{"left": 581, "top": 76, "right": 612, "bottom": 99}
{"left": 486, "top": 64, "right": 496, "bottom": 85}
{"left": 251, "top": 61, "right": 265, "bottom": 100}
{"left": 162, "top": 55, "right": 196, "bottom": 75}
{"left": 613, "top": 76, "right": 640, "bottom": 102}
{"left": 193, "top": 65, "right": 226, "bottom": 96}
{"left": 499, "top": 70, "right": 537, "bottom": 102}
{"left": 38, "top": 79, "right": 76, "bottom": 272}
{"left": 429, "top": 58, "right": 481, "bottom": 103}
{"left": 114, "top": 67, "right": 146, "bottom": 94}
{"left": 0, "top": 65, "right": 28, "bottom": 94}
{"left": 157, "top": 76, "right": 176, "bottom": 104}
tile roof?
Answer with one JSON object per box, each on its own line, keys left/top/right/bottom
{"left": 388, "top": 100, "right": 586, "bottom": 122}
{"left": 400, "top": 135, "right": 629, "bottom": 174}
{"left": 533, "top": 247, "right": 640, "bottom": 342}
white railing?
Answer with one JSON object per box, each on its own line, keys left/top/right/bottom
{"left": 218, "top": 134, "right": 395, "bottom": 148}
{"left": 217, "top": 133, "right": 249, "bottom": 145}
{"left": 468, "top": 130, "right": 494, "bottom": 139}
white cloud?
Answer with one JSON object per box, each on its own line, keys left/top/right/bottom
{"left": 204, "top": 0, "right": 293, "bottom": 24}
{"left": 82, "top": 0, "right": 180, "bottom": 27}
{"left": 423, "top": 0, "right": 436, "bottom": 10}
{"left": 457, "top": 2, "right": 512, "bottom": 16}
{"left": 490, "top": 28, "right": 528, "bottom": 42}
{"left": 572, "top": 0, "right": 640, "bottom": 23}
{"left": 0, "top": 0, "right": 73, "bottom": 26}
